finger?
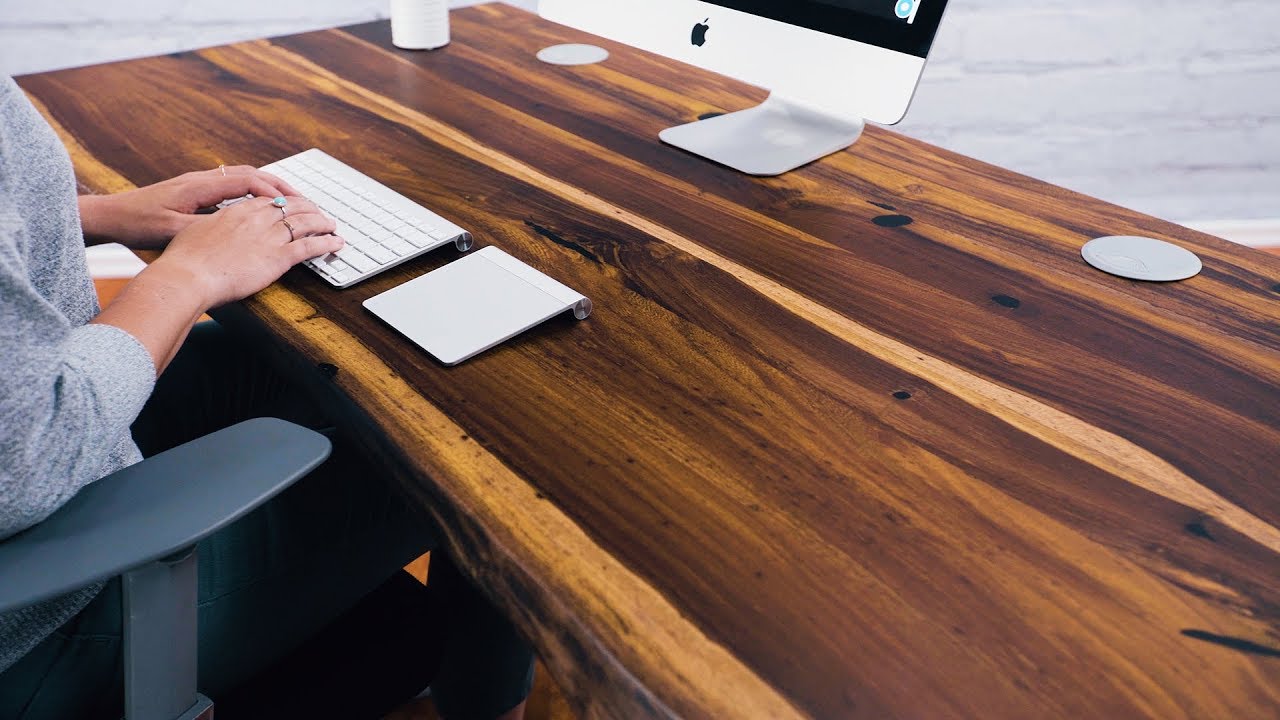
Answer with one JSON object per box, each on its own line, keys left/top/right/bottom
{"left": 217, "top": 165, "right": 258, "bottom": 177}
{"left": 282, "top": 210, "right": 339, "bottom": 238}
{"left": 218, "top": 165, "right": 300, "bottom": 198}
{"left": 256, "top": 170, "right": 301, "bottom": 198}
{"left": 226, "top": 196, "right": 327, "bottom": 228}
{"left": 197, "top": 164, "right": 253, "bottom": 181}
{"left": 277, "top": 197, "right": 327, "bottom": 221}
{"left": 276, "top": 213, "right": 340, "bottom": 245}
{"left": 288, "top": 233, "right": 345, "bottom": 264}
{"left": 192, "top": 175, "right": 282, "bottom": 210}
{"left": 263, "top": 199, "right": 334, "bottom": 234}
{"left": 219, "top": 195, "right": 279, "bottom": 221}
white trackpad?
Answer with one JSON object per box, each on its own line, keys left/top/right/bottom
{"left": 364, "top": 246, "right": 592, "bottom": 365}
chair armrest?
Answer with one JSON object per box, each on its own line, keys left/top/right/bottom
{"left": 0, "top": 418, "right": 331, "bottom": 613}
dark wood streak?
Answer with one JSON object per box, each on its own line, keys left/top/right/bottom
{"left": 872, "top": 214, "right": 914, "bottom": 227}
{"left": 525, "top": 220, "right": 603, "bottom": 264}
{"left": 1181, "top": 630, "right": 1280, "bottom": 659}
{"left": 17, "top": 5, "right": 1280, "bottom": 718}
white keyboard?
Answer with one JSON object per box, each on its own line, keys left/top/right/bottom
{"left": 260, "top": 149, "right": 473, "bottom": 288}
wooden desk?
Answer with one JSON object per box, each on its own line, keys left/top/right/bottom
{"left": 20, "top": 4, "right": 1280, "bottom": 717}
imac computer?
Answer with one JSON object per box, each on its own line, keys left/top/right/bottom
{"left": 540, "top": 0, "right": 950, "bottom": 175}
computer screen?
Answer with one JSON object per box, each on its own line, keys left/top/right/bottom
{"left": 699, "top": 0, "right": 948, "bottom": 57}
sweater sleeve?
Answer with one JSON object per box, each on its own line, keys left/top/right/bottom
{"left": 0, "top": 214, "right": 156, "bottom": 540}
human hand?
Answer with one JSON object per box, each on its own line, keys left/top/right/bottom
{"left": 79, "top": 165, "right": 300, "bottom": 250}
{"left": 150, "top": 195, "right": 343, "bottom": 309}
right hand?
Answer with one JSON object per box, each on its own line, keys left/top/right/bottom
{"left": 153, "top": 196, "right": 343, "bottom": 309}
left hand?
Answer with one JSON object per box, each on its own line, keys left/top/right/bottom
{"left": 79, "top": 165, "right": 300, "bottom": 250}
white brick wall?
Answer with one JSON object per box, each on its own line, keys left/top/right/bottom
{"left": 907, "top": 0, "right": 1280, "bottom": 225}
{"left": 1, "top": 0, "right": 1276, "bottom": 225}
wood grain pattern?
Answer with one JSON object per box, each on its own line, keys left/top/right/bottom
{"left": 20, "top": 4, "right": 1280, "bottom": 718}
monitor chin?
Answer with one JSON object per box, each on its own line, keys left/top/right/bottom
{"left": 660, "top": 95, "right": 866, "bottom": 176}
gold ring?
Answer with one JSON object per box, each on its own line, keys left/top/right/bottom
{"left": 218, "top": 164, "right": 227, "bottom": 177}
{"left": 281, "top": 218, "right": 296, "bottom": 242}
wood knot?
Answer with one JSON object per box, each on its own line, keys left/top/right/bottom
{"left": 1185, "top": 521, "right": 1214, "bottom": 541}
{"left": 873, "top": 214, "right": 914, "bottom": 228}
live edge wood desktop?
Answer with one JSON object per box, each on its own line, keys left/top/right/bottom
{"left": 19, "top": 4, "right": 1280, "bottom": 718}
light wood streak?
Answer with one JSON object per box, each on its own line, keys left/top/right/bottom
{"left": 248, "top": 283, "right": 809, "bottom": 720}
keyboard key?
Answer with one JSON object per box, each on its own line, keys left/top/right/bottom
{"left": 387, "top": 241, "right": 415, "bottom": 257}
{"left": 365, "top": 244, "right": 395, "bottom": 264}
{"left": 344, "top": 233, "right": 373, "bottom": 251}
{"left": 337, "top": 247, "right": 377, "bottom": 273}
{"left": 303, "top": 188, "right": 332, "bottom": 204}
{"left": 400, "top": 229, "right": 435, "bottom": 248}
{"left": 318, "top": 255, "right": 350, "bottom": 274}
{"left": 428, "top": 228, "right": 454, "bottom": 241}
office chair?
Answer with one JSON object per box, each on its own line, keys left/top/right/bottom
{"left": 0, "top": 418, "right": 331, "bottom": 720}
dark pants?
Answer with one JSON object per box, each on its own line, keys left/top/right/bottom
{"left": 0, "top": 322, "right": 533, "bottom": 719}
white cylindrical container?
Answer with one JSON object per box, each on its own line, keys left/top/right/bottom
{"left": 390, "top": 0, "right": 450, "bottom": 50}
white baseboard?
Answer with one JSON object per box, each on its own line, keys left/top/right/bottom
{"left": 86, "top": 243, "right": 146, "bottom": 278}
{"left": 1182, "top": 219, "right": 1280, "bottom": 249}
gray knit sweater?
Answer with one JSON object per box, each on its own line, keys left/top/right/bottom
{"left": 0, "top": 77, "right": 156, "bottom": 673}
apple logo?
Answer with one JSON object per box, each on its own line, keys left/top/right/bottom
{"left": 691, "top": 18, "right": 710, "bottom": 47}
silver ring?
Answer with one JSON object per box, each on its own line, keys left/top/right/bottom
{"left": 281, "top": 218, "right": 296, "bottom": 242}
{"left": 218, "top": 164, "right": 226, "bottom": 177}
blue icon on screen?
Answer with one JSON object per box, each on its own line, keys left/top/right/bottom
{"left": 895, "top": 0, "right": 921, "bottom": 24}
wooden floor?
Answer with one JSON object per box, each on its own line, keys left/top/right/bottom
{"left": 93, "top": 277, "right": 130, "bottom": 307}
{"left": 387, "top": 555, "right": 574, "bottom": 720}
{"left": 94, "top": 279, "right": 574, "bottom": 720}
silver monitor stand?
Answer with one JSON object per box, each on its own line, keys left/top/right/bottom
{"left": 659, "top": 94, "right": 865, "bottom": 176}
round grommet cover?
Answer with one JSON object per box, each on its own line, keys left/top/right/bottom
{"left": 1081, "top": 236, "right": 1203, "bottom": 282}
{"left": 536, "top": 44, "right": 610, "bottom": 66}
